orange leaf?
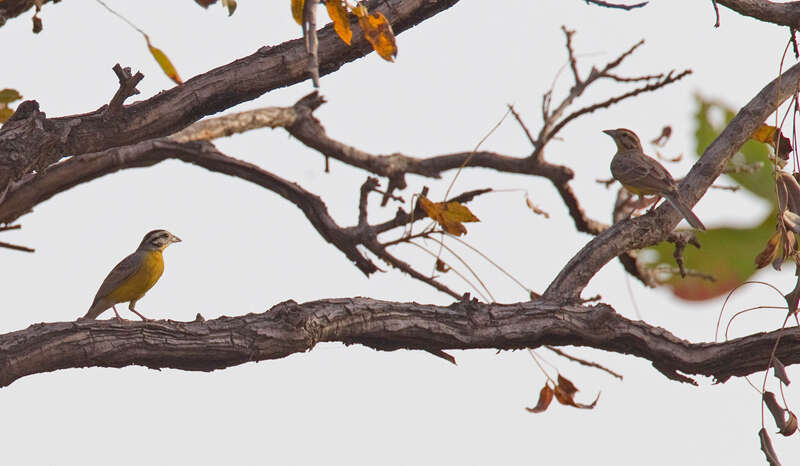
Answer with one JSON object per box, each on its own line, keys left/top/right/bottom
{"left": 291, "top": 0, "right": 305, "bottom": 25}
{"left": 0, "top": 88, "right": 22, "bottom": 104}
{"left": 0, "top": 105, "right": 13, "bottom": 124}
{"left": 525, "top": 385, "right": 554, "bottom": 413}
{"left": 752, "top": 124, "right": 793, "bottom": 161}
{"left": 145, "top": 35, "right": 182, "bottom": 85}
{"left": 418, "top": 196, "right": 480, "bottom": 236}
{"left": 325, "top": 0, "right": 352, "bottom": 45}
{"left": 525, "top": 195, "right": 550, "bottom": 218}
{"left": 556, "top": 374, "right": 577, "bottom": 397}
{"left": 357, "top": 11, "right": 397, "bottom": 61}
{"left": 435, "top": 258, "right": 450, "bottom": 273}
{"left": 351, "top": 3, "right": 368, "bottom": 18}
{"left": 553, "top": 374, "right": 599, "bottom": 410}
{"left": 221, "top": 0, "right": 237, "bottom": 15}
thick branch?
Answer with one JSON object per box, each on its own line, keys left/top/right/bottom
{"left": 544, "top": 61, "right": 800, "bottom": 300}
{"left": 0, "top": 0, "right": 461, "bottom": 192}
{"left": 716, "top": 0, "right": 800, "bottom": 29}
{"left": 0, "top": 138, "right": 380, "bottom": 274}
{"left": 1, "top": 297, "right": 798, "bottom": 387}
{"left": 0, "top": 0, "right": 59, "bottom": 26}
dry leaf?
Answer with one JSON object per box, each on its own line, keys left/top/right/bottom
{"left": 0, "top": 89, "right": 22, "bottom": 104}
{"left": 553, "top": 374, "right": 599, "bottom": 410}
{"left": 357, "top": 11, "right": 397, "bottom": 61}
{"left": 325, "top": 0, "right": 352, "bottom": 45}
{"left": 759, "top": 428, "right": 782, "bottom": 466}
{"left": 763, "top": 391, "right": 797, "bottom": 436}
{"left": 418, "top": 196, "right": 480, "bottom": 236}
{"left": 772, "top": 357, "right": 790, "bottom": 386}
{"left": 784, "top": 210, "right": 800, "bottom": 234}
{"left": 291, "top": 0, "right": 305, "bottom": 25}
{"left": 0, "top": 106, "right": 13, "bottom": 124}
{"left": 221, "top": 0, "right": 236, "bottom": 15}
{"left": 784, "top": 274, "right": 800, "bottom": 315}
{"left": 752, "top": 124, "right": 793, "bottom": 161}
{"left": 525, "top": 195, "right": 550, "bottom": 218}
{"left": 755, "top": 230, "right": 781, "bottom": 269}
{"left": 651, "top": 125, "right": 672, "bottom": 146}
{"left": 556, "top": 374, "right": 577, "bottom": 397}
{"left": 435, "top": 258, "right": 450, "bottom": 273}
{"left": 145, "top": 35, "right": 182, "bottom": 85}
{"left": 778, "top": 171, "right": 800, "bottom": 215}
{"left": 525, "top": 385, "right": 554, "bottom": 413}
{"left": 782, "top": 411, "right": 798, "bottom": 436}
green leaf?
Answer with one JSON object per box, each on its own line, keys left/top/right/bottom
{"left": 646, "top": 215, "right": 775, "bottom": 300}
{"left": 693, "top": 94, "right": 774, "bottom": 202}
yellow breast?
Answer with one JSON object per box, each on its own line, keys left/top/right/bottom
{"left": 620, "top": 183, "right": 658, "bottom": 196}
{"left": 106, "top": 250, "right": 165, "bottom": 304}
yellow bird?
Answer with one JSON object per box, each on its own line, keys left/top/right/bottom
{"left": 83, "top": 229, "right": 181, "bottom": 320}
{"left": 603, "top": 128, "right": 705, "bottom": 230}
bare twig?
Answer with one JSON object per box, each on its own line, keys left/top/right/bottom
{"left": 711, "top": 183, "right": 740, "bottom": 192}
{"left": 545, "top": 345, "right": 624, "bottom": 380}
{"left": 508, "top": 104, "right": 537, "bottom": 147}
{"left": 0, "top": 240, "right": 34, "bottom": 252}
{"left": 712, "top": 0, "right": 721, "bottom": 27}
{"left": 670, "top": 231, "right": 702, "bottom": 278}
{"left": 583, "top": 0, "right": 648, "bottom": 10}
{"left": 0, "top": 224, "right": 21, "bottom": 232}
{"left": 104, "top": 64, "right": 143, "bottom": 117}
{"left": 302, "top": 0, "right": 320, "bottom": 87}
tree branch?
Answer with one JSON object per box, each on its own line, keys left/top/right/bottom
{"left": 716, "top": 0, "right": 800, "bottom": 29}
{"left": 544, "top": 61, "right": 800, "bottom": 301}
{"left": 1, "top": 297, "right": 798, "bottom": 388}
{"left": 0, "top": 0, "right": 461, "bottom": 193}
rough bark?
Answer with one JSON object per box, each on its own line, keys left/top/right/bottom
{"left": 1, "top": 297, "right": 797, "bottom": 388}
{"left": 716, "top": 0, "right": 800, "bottom": 29}
{"left": 0, "top": 0, "right": 461, "bottom": 193}
{"left": 544, "top": 61, "right": 800, "bottom": 301}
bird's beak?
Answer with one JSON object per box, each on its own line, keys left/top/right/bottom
{"left": 171, "top": 234, "right": 182, "bottom": 243}
{"left": 602, "top": 129, "right": 614, "bottom": 137}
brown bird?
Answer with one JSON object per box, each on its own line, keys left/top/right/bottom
{"left": 603, "top": 128, "right": 705, "bottom": 230}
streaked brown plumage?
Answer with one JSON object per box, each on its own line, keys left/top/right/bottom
{"left": 603, "top": 128, "right": 705, "bottom": 230}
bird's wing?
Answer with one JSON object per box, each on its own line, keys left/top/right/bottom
{"left": 90, "top": 251, "right": 144, "bottom": 306}
{"left": 614, "top": 152, "right": 677, "bottom": 195}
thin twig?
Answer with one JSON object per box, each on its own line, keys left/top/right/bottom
{"left": 711, "top": 0, "right": 721, "bottom": 27}
{"left": 0, "top": 224, "right": 21, "bottom": 232}
{"left": 545, "top": 345, "right": 624, "bottom": 380}
{"left": 583, "top": 0, "right": 648, "bottom": 10}
{"left": 508, "top": 104, "right": 537, "bottom": 147}
{"left": 0, "top": 241, "right": 34, "bottom": 252}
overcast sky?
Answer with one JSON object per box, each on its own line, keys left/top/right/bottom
{"left": 1, "top": 1, "right": 797, "bottom": 464}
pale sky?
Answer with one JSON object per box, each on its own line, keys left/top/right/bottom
{"left": 1, "top": 1, "right": 797, "bottom": 464}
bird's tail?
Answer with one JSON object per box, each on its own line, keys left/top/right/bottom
{"left": 663, "top": 193, "right": 705, "bottom": 230}
{"left": 83, "top": 299, "right": 107, "bottom": 320}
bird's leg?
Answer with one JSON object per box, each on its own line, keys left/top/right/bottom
{"left": 129, "top": 301, "right": 150, "bottom": 321}
{"left": 644, "top": 195, "right": 662, "bottom": 212}
{"left": 111, "top": 305, "right": 128, "bottom": 321}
